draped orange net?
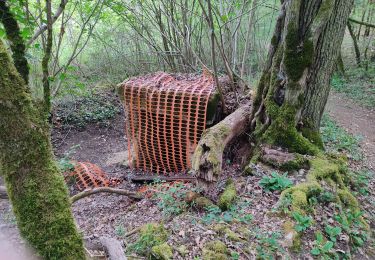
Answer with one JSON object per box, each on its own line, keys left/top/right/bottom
{"left": 65, "top": 162, "right": 121, "bottom": 190}
{"left": 120, "top": 72, "right": 215, "bottom": 174}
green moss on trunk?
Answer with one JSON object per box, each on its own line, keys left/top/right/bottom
{"left": 0, "top": 1, "right": 29, "bottom": 84}
{"left": 0, "top": 40, "right": 85, "bottom": 259}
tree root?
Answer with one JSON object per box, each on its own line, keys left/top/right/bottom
{"left": 70, "top": 187, "right": 143, "bottom": 204}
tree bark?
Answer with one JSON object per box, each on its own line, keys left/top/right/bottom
{"left": 191, "top": 102, "right": 252, "bottom": 186}
{"left": 251, "top": 0, "right": 354, "bottom": 154}
{"left": 0, "top": 0, "right": 29, "bottom": 84}
{"left": 0, "top": 40, "right": 85, "bottom": 259}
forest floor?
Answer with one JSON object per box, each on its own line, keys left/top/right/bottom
{"left": 0, "top": 90, "right": 374, "bottom": 259}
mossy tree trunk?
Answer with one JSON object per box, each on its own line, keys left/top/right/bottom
{"left": 0, "top": 0, "right": 29, "bottom": 84}
{"left": 0, "top": 39, "right": 85, "bottom": 258}
{"left": 251, "top": 0, "right": 354, "bottom": 154}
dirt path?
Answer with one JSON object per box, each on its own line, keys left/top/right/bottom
{"left": 326, "top": 91, "right": 375, "bottom": 170}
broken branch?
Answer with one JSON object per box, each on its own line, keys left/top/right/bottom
{"left": 70, "top": 187, "right": 143, "bottom": 203}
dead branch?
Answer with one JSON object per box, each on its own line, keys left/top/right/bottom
{"left": 70, "top": 187, "right": 143, "bottom": 204}
{"left": 0, "top": 186, "right": 8, "bottom": 199}
{"left": 191, "top": 102, "right": 252, "bottom": 187}
{"left": 99, "top": 236, "right": 127, "bottom": 260}
{"left": 348, "top": 17, "right": 375, "bottom": 29}
{"left": 27, "top": 0, "right": 69, "bottom": 45}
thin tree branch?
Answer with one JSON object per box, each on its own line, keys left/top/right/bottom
{"left": 42, "top": 0, "right": 53, "bottom": 114}
{"left": 348, "top": 17, "right": 375, "bottom": 29}
{"left": 27, "top": 0, "right": 68, "bottom": 45}
{"left": 70, "top": 187, "right": 143, "bottom": 204}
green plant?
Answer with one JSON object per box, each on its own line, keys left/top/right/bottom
{"left": 317, "top": 191, "right": 336, "bottom": 203}
{"left": 202, "top": 201, "right": 252, "bottom": 224}
{"left": 320, "top": 115, "right": 362, "bottom": 160}
{"left": 310, "top": 232, "right": 337, "bottom": 259}
{"left": 335, "top": 210, "right": 368, "bottom": 248}
{"left": 256, "top": 232, "right": 284, "bottom": 259}
{"left": 325, "top": 225, "right": 342, "bottom": 243}
{"left": 57, "top": 144, "right": 80, "bottom": 173}
{"left": 330, "top": 63, "right": 375, "bottom": 108}
{"left": 231, "top": 251, "right": 240, "bottom": 260}
{"left": 54, "top": 93, "right": 120, "bottom": 128}
{"left": 348, "top": 169, "right": 373, "bottom": 196}
{"left": 153, "top": 181, "right": 196, "bottom": 218}
{"left": 273, "top": 193, "right": 292, "bottom": 214}
{"left": 292, "top": 212, "right": 313, "bottom": 232}
{"left": 259, "top": 172, "right": 293, "bottom": 192}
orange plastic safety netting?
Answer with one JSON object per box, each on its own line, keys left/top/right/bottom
{"left": 120, "top": 72, "right": 215, "bottom": 174}
{"left": 65, "top": 162, "right": 121, "bottom": 190}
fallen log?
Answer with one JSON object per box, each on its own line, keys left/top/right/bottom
{"left": 191, "top": 102, "right": 252, "bottom": 188}
{"left": 70, "top": 187, "right": 143, "bottom": 203}
{"left": 0, "top": 186, "right": 8, "bottom": 199}
{"left": 99, "top": 236, "right": 127, "bottom": 260}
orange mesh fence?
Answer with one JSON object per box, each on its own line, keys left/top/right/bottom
{"left": 120, "top": 72, "right": 215, "bottom": 174}
{"left": 65, "top": 162, "right": 121, "bottom": 190}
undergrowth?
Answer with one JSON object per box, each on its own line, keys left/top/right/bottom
{"left": 331, "top": 63, "right": 375, "bottom": 108}
{"left": 320, "top": 114, "right": 363, "bottom": 160}
{"left": 202, "top": 201, "right": 253, "bottom": 225}
{"left": 53, "top": 92, "right": 120, "bottom": 129}
{"left": 259, "top": 172, "right": 293, "bottom": 192}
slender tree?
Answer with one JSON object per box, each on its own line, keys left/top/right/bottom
{"left": 0, "top": 33, "right": 85, "bottom": 260}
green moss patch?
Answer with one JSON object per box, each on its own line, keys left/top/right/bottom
{"left": 151, "top": 242, "right": 173, "bottom": 260}
{"left": 202, "top": 240, "right": 229, "bottom": 260}
{"left": 128, "top": 223, "right": 169, "bottom": 256}
{"left": 218, "top": 179, "right": 237, "bottom": 210}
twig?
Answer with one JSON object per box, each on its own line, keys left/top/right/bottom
{"left": 348, "top": 17, "right": 375, "bottom": 28}
{"left": 70, "top": 187, "right": 143, "bottom": 203}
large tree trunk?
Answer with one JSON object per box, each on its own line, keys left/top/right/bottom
{"left": 0, "top": 40, "right": 85, "bottom": 259}
{"left": 251, "top": 0, "right": 354, "bottom": 153}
